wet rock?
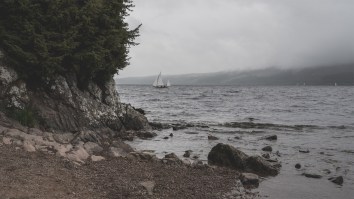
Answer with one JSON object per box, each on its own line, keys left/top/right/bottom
{"left": 91, "top": 155, "right": 105, "bottom": 162}
{"left": 119, "top": 103, "right": 151, "bottom": 131}
{"left": 140, "top": 181, "right": 155, "bottom": 196}
{"left": 246, "top": 156, "right": 279, "bottom": 176}
{"left": 328, "top": 176, "right": 343, "bottom": 185}
{"left": 208, "top": 143, "right": 248, "bottom": 170}
{"left": 262, "top": 146, "right": 272, "bottom": 152}
{"left": 323, "top": 169, "right": 331, "bottom": 174}
{"left": 163, "top": 136, "right": 169, "bottom": 139}
{"left": 192, "top": 155, "right": 199, "bottom": 159}
{"left": 264, "top": 135, "right": 277, "bottom": 141}
{"left": 295, "top": 163, "right": 301, "bottom": 169}
{"left": 275, "top": 151, "right": 281, "bottom": 157}
{"left": 262, "top": 153, "right": 270, "bottom": 159}
{"left": 172, "top": 124, "right": 188, "bottom": 131}
{"left": 169, "top": 133, "right": 173, "bottom": 137}
{"left": 208, "top": 135, "right": 219, "bottom": 140}
{"left": 240, "top": 173, "right": 259, "bottom": 188}
{"left": 133, "top": 107, "right": 145, "bottom": 115}
{"left": 299, "top": 149, "right": 310, "bottom": 153}
{"left": 149, "top": 122, "right": 170, "bottom": 130}
{"left": 234, "top": 136, "right": 241, "bottom": 140}
{"left": 303, "top": 173, "right": 322, "bottom": 179}
{"left": 137, "top": 131, "right": 157, "bottom": 139}
{"left": 183, "top": 150, "right": 192, "bottom": 158}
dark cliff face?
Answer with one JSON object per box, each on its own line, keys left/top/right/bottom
{"left": 0, "top": 63, "right": 150, "bottom": 134}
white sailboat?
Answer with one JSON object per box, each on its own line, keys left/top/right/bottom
{"left": 152, "top": 72, "right": 170, "bottom": 88}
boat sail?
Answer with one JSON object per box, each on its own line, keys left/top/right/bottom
{"left": 152, "top": 72, "right": 170, "bottom": 88}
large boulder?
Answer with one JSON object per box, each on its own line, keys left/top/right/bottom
{"left": 208, "top": 143, "right": 248, "bottom": 170}
{"left": 246, "top": 156, "right": 279, "bottom": 176}
{"left": 208, "top": 143, "right": 280, "bottom": 176}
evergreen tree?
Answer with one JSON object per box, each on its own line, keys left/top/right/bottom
{"left": 0, "top": 0, "right": 140, "bottom": 89}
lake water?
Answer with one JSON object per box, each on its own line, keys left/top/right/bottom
{"left": 117, "top": 85, "right": 354, "bottom": 199}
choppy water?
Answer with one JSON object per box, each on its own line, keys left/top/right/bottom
{"left": 117, "top": 85, "right": 354, "bottom": 199}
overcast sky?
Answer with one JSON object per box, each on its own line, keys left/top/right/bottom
{"left": 119, "top": 0, "right": 354, "bottom": 77}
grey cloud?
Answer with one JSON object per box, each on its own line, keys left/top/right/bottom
{"left": 120, "top": 0, "right": 354, "bottom": 77}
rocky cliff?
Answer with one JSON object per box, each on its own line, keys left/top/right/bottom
{"left": 0, "top": 56, "right": 150, "bottom": 136}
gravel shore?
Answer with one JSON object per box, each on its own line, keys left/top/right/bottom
{"left": 0, "top": 145, "right": 257, "bottom": 199}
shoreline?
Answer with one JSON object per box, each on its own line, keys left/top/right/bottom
{"left": 0, "top": 115, "right": 259, "bottom": 199}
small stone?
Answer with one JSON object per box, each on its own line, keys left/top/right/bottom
{"left": 328, "top": 176, "right": 343, "bottom": 185}
{"left": 169, "top": 133, "right": 173, "bottom": 137}
{"left": 140, "top": 181, "right": 155, "bottom": 195}
{"left": 165, "top": 153, "right": 178, "bottom": 159}
{"left": 163, "top": 136, "right": 169, "bottom": 139}
{"left": 299, "top": 149, "right": 310, "bottom": 153}
{"left": 265, "top": 135, "right": 277, "bottom": 141}
{"left": 23, "top": 141, "right": 36, "bottom": 152}
{"left": 3, "top": 137, "right": 12, "bottom": 145}
{"left": 192, "top": 155, "right": 199, "bottom": 159}
{"left": 240, "top": 173, "right": 260, "bottom": 187}
{"left": 183, "top": 150, "right": 192, "bottom": 158}
{"left": 262, "top": 153, "right": 270, "bottom": 159}
{"left": 208, "top": 135, "right": 219, "bottom": 140}
{"left": 295, "top": 163, "right": 301, "bottom": 169}
{"left": 262, "top": 146, "right": 272, "bottom": 152}
{"left": 91, "top": 155, "right": 105, "bottom": 162}
{"left": 137, "top": 132, "right": 157, "bottom": 139}
{"left": 303, "top": 173, "right": 322, "bottom": 179}
{"left": 234, "top": 136, "right": 241, "bottom": 140}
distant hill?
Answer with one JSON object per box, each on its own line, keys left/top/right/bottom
{"left": 116, "top": 64, "right": 354, "bottom": 86}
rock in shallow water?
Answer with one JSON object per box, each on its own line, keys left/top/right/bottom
{"left": 208, "top": 135, "right": 219, "bottom": 140}
{"left": 183, "top": 150, "right": 192, "bottom": 158}
{"left": 264, "top": 135, "right": 277, "bottom": 141}
{"left": 299, "top": 149, "right": 310, "bottom": 153}
{"left": 295, "top": 163, "right": 301, "bottom": 169}
{"left": 208, "top": 143, "right": 280, "bottom": 176}
{"left": 328, "top": 176, "right": 344, "bottom": 185}
{"left": 208, "top": 143, "right": 248, "bottom": 170}
{"left": 246, "top": 156, "right": 279, "bottom": 176}
{"left": 262, "top": 153, "right": 270, "bottom": 159}
{"left": 262, "top": 146, "right": 272, "bottom": 152}
{"left": 303, "top": 173, "right": 322, "bottom": 179}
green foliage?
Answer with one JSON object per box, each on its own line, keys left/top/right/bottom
{"left": 0, "top": 0, "right": 140, "bottom": 89}
{"left": 8, "top": 106, "right": 37, "bottom": 127}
